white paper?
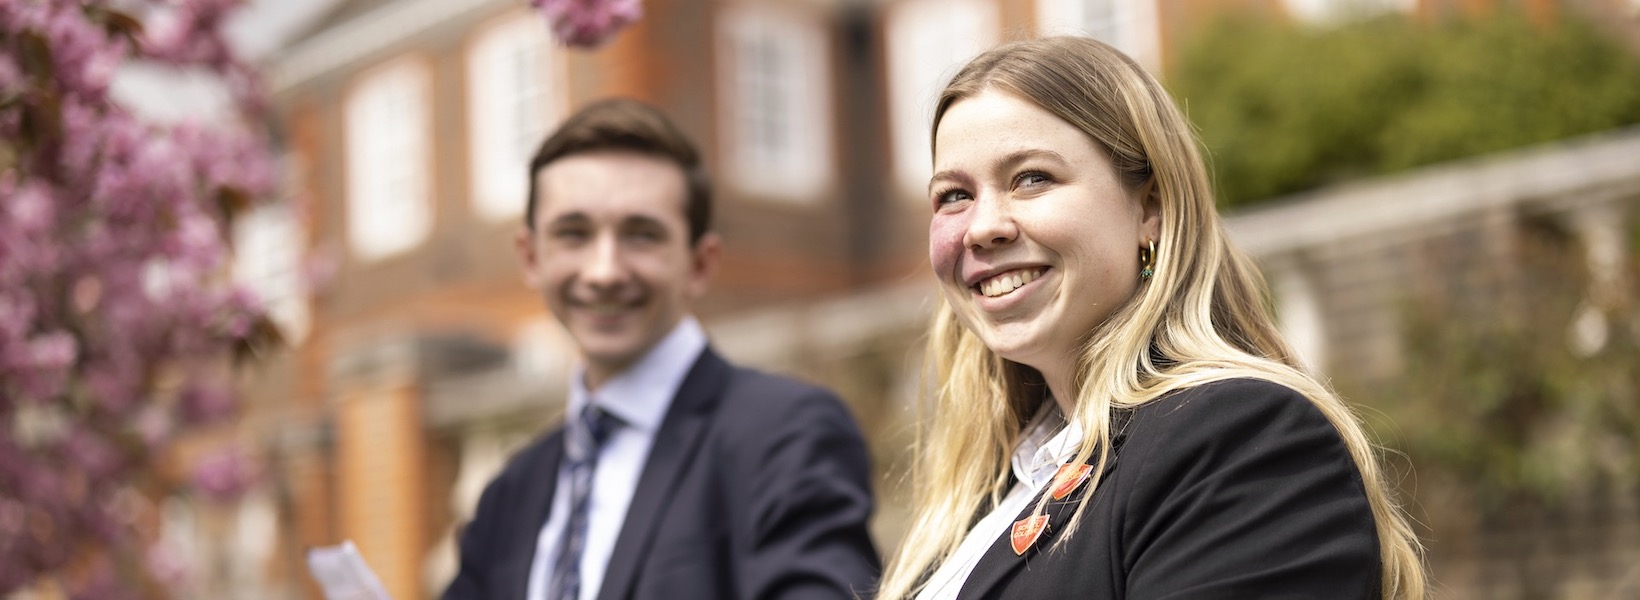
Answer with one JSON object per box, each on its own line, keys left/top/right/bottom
{"left": 306, "top": 540, "right": 392, "bottom": 600}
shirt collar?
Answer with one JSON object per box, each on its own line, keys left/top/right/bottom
{"left": 567, "top": 317, "right": 707, "bottom": 433}
{"left": 1009, "top": 399, "right": 1085, "bottom": 492}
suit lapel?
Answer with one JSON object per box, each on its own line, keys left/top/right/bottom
{"left": 595, "top": 348, "right": 732, "bottom": 600}
{"left": 954, "top": 448, "right": 1122, "bottom": 600}
{"left": 502, "top": 431, "right": 567, "bottom": 598}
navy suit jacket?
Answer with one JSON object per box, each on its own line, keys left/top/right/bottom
{"left": 953, "top": 378, "right": 1382, "bottom": 599}
{"left": 443, "top": 348, "right": 881, "bottom": 600}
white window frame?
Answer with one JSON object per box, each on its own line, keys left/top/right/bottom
{"left": 1280, "top": 0, "right": 1415, "bottom": 25}
{"left": 716, "top": 5, "right": 833, "bottom": 202}
{"left": 467, "top": 12, "right": 566, "bottom": 223}
{"left": 887, "top": 0, "right": 999, "bottom": 197}
{"left": 233, "top": 196, "right": 310, "bottom": 343}
{"left": 344, "top": 57, "right": 433, "bottom": 261}
{"left": 1035, "top": 0, "right": 1160, "bottom": 72}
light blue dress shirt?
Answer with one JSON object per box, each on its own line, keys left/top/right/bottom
{"left": 526, "top": 317, "right": 707, "bottom": 600}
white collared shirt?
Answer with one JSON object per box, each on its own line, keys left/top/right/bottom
{"left": 526, "top": 317, "right": 708, "bottom": 600}
{"left": 914, "top": 402, "right": 1086, "bottom": 600}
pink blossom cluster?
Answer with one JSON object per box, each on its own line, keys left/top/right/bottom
{"left": 142, "top": 0, "right": 269, "bottom": 115}
{"left": 1, "top": 0, "right": 275, "bottom": 596}
{"left": 531, "top": 0, "right": 643, "bottom": 48}
{"left": 190, "top": 449, "right": 258, "bottom": 504}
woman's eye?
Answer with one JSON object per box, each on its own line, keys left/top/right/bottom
{"left": 934, "top": 189, "right": 972, "bottom": 206}
{"left": 1016, "top": 171, "right": 1051, "bottom": 187}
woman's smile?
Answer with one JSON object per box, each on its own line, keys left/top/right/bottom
{"left": 975, "top": 266, "right": 1048, "bottom": 298}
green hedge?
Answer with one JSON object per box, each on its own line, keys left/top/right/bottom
{"left": 1169, "top": 14, "right": 1640, "bottom": 208}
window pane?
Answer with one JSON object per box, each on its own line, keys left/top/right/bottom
{"left": 468, "top": 15, "right": 564, "bottom": 221}
{"left": 1035, "top": 0, "right": 1160, "bottom": 74}
{"left": 345, "top": 59, "right": 431, "bottom": 260}
{"left": 717, "top": 6, "right": 831, "bottom": 201}
{"left": 234, "top": 198, "right": 309, "bottom": 341}
{"left": 888, "top": 0, "right": 999, "bottom": 195}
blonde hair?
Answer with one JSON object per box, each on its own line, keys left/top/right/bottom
{"left": 877, "top": 37, "right": 1426, "bottom": 599}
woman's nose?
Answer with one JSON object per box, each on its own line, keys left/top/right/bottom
{"left": 963, "top": 196, "right": 1018, "bottom": 250}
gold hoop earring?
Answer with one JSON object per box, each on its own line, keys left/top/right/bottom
{"left": 1139, "top": 239, "right": 1157, "bottom": 280}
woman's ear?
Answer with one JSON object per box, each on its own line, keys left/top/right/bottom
{"left": 1138, "top": 179, "right": 1162, "bottom": 241}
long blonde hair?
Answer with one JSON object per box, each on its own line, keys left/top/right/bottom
{"left": 877, "top": 37, "right": 1426, "bottom": 599}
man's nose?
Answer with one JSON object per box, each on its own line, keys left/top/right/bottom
{"left": 582, "top": 233, "right": 627, "bottom": 288}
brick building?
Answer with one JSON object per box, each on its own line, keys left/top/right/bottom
{"left": 171, "top": 0, "right": 1640, "bottom": 598}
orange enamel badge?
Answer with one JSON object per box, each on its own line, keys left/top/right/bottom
{"left": 1010, "top": 515, "right": 1048, "bottom": 555}
{"left": 1049, "top": 463, "right": 1093, "bottom": 501}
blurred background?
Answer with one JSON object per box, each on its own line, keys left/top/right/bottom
{"left": 8, "top": 0, "right": 1640, "bottom": 598}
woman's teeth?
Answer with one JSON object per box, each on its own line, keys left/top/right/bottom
{"left": 978, "top": 268, "right": 1045, "bottom": 298}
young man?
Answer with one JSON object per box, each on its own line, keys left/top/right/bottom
{"left": 443, "top": 99, "right": 880, "bottom": 600}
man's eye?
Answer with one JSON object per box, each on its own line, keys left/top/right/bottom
{"left": 623, "top": 226, "right": 666, "bottom": 244}
{"left": 551, "top": 228, "right": 589, "bottom": 241}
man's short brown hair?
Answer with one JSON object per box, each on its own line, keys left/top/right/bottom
{"left": 525, "top": 98, "right": 712, "bottom": 243}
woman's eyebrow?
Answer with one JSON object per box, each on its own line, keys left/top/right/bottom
{"left": 992, "top": 148, "right": 1070, "bottom": 175}
{"left": 929, "top": 149, "right": 1069, "bottom": 194}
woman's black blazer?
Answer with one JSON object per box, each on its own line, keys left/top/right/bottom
{"left": 952, "top": 378, "right": 1383, "bottom": 600}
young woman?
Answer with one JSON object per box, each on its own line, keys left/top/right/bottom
{"left": 877, "top": 36, "right": 1426, "bottom": 599}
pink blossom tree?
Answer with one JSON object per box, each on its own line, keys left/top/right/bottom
{"left": 532, "top": 0, "right": 642, "bottom": 47}
{"left": 0, "top": 0, "right": 276, "bottom": 597}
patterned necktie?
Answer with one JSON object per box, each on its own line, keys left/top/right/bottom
{"left": 547, "top": 404, "right": 620, "bottom": 600}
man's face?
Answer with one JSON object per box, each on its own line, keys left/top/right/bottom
{"left": 516, "top": 150, "right": 718, "bottom": 389}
